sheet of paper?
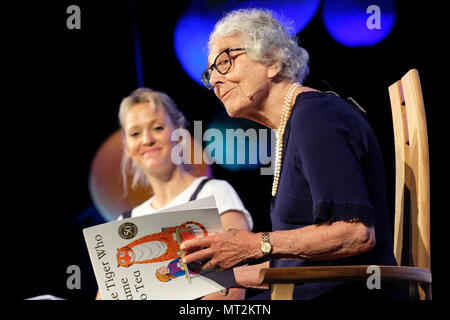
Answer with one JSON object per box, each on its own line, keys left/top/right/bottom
{"left": 154, "top": 196, "right": 217, "bottom": 213}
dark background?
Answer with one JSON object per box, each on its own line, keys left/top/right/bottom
{"left": 3, "top": 1, "right": 446, "bottom": 300}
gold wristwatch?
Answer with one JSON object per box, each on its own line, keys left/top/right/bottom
{"left": 260, "top": 232, "right": 272, "bottom": 258}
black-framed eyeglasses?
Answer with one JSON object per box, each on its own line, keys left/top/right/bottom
{"left": 201, "top": 48, "right": 246, "bottom": 89}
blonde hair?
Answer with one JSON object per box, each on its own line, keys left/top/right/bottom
{"left": 118, "top": 88, "right": 188, "bottom": 194}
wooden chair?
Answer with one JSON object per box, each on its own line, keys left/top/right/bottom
{"left": 258, "top": 69, "right": 432, "bottom": 300}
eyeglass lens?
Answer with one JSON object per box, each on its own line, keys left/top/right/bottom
{"left": 202, "top": 50, "right": 232, "bottom": 88}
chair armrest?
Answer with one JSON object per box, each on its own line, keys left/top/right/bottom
{"left": 258, "top": 265, "right": 431, "bottom": 285}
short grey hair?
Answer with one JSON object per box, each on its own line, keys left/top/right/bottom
{"left": 118, "top": 88, "right": 188, "bottom": 193}
{"left": 209, "top": 8, "right": 309, "bottom": 83}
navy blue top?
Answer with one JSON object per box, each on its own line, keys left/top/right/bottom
{"left": 269, "top": 91, "right": 402, "bottom": 299}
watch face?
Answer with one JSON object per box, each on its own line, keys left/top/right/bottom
{"left": 261, "top": 242, "right": 271, "bottom": 253}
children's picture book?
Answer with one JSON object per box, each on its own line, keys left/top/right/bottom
{"left": 83, "top": 196, "right": 235, "bottom": 300}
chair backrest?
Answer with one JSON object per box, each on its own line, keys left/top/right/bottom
{"left": 388, "top": 69, "right": 431, "bottom": 299}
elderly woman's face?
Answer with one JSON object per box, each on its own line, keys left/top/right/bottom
{"left": 208, "top": 35, "right": 275, "bottom": 118}
{"left": 124, "top": 102, "right": 177, "bottom": 173}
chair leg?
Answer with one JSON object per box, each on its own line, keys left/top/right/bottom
{"left": 271, "top": 284, "right": 295, "bottom": 300}
{"left": 419, "top": 283, "right": 432, "bottom": 300}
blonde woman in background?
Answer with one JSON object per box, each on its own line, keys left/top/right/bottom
{"left": 96, "top": 88, "right": 253, "bottom": 300}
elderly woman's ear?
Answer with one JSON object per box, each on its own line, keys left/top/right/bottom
{"left": 267, "top": 62, "right": 282, "bottom": 79}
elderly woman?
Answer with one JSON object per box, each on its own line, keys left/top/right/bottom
{"left": 96, "top": 88, "right": 253, "bottom": 300}
{"left": 181, "top": 8, "right": 405, "bottom": 299}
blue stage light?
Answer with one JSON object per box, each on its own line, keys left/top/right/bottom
{"left": 322, "top": 0, "right": 396, "bottom": 47}
{"left": 173, "top": 13, "right": 218, "bottom": 87}
{"left": 174, "top": 0, "right": 321, "bottom": 87}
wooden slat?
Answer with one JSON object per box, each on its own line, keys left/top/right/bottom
{"left": 402, "top": 69, "right": 431, "bottom": 273}
{"left": 388, "top": 79, "right": 406, "bottom": 264}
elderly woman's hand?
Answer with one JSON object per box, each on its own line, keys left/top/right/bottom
{"left": 180, "top": 229, "right": 261, "bottom": 271}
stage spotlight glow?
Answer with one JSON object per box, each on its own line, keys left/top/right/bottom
{"left": 206, "top": 111, "right": 273, "bottom": 172}
{"left": 173, "top": 13, "right": 218, "bottom": 87}
{"left": 174, "top": 0, "right": 321, "bottom": 87}
{"left": 322, "top": 0, "right": 396, "bottom": 47}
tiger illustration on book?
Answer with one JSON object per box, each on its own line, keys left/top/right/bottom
{"left": 116, "top": 221, "right": 208, "bottom": 267}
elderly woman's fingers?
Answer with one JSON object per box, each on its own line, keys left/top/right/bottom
{"left": 180, "top": 234, "right": 212, "bottom": 251}
{"left": 182, "top": 246, "right": 214, "bottom": 265}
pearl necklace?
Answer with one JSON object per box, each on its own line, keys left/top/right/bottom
{"left": 272, "top": 82, "right": 301, "bottom": 197}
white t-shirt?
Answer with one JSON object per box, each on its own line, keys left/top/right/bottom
{"left": 124, "top": 176, "right": 253, "bottom": 230}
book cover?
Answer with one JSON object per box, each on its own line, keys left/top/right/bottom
{"left": 83, "top": 196, "right": 235, "bottom": 300}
